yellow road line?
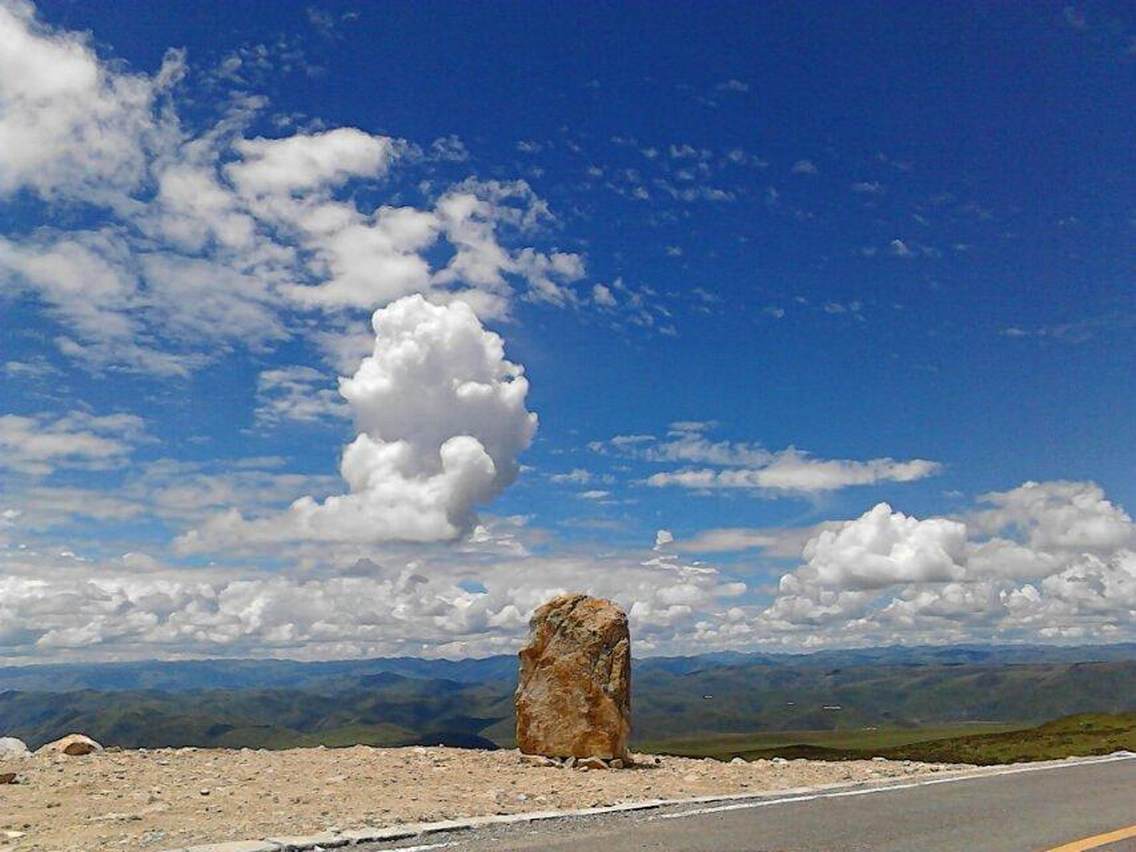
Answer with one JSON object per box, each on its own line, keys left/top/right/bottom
{"left": 1048, "top": 824, "right": 1136, "bottom": 851}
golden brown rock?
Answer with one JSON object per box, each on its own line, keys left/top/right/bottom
{"left": 515, "top": 593, "right": 631, "bottom": 760}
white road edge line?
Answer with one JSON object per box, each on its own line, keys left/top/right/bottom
{"left": 657, "top": 752, "right": 1136, "bottom": 821}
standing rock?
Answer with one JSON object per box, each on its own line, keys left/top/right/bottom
{"left": 515, "top": 593, "right": 631, "bottom": 760}
{"left": 36, "top": 733, "right": 103, "bottom": 756}
{"left": 0, "top": 737, "right": 30, "bottom": 759}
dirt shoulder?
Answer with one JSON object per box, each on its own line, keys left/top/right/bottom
{"left": 0, "top": 745, "right": 964, "bottom": 851}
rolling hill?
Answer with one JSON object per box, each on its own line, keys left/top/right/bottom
{"left": 3, "top": 644, "right": 1136, "bottom": 751}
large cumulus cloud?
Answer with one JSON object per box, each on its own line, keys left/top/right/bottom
{"left": 749, "top": 480, "right": 1136, "bottom": 645}
{"left": 800, "top": 502, "right": 968, "bottom": 590}
{"left": 178, "top": 296, "right": 536, "bottom": 548}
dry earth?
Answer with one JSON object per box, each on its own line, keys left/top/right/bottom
{"left": 0, "top": 745, "right": 964, "bottom": 851}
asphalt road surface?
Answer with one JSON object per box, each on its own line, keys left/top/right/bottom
{"left": 366, "top": 754, "right": 1136, "bottom": 852}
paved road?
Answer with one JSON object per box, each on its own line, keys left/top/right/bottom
{"left": 368, "top": 755, "right": 1136, "bottom": 852}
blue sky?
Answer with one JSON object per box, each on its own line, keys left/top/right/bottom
{"left": 1, "top": 0, "right": 1134, "bottom": 662}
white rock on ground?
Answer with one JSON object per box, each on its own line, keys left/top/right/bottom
{"left": 0, "top": 737, "right": 30, "bottom": 759}
{"left": 34, "top": 733, "right": 103, "bottom": 756}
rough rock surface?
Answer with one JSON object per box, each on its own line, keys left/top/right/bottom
{"left": 0, "top": 738, "right": 29, "bottom": 759}
{"left": 515, "top": 593, "right": 631, "bottom": 760}
{"left": 35, "top": 734, "right": 102, "bottom": 757}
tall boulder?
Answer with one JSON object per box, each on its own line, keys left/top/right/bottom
{"left": 515, "top": 593, "right": 631, "bottom": 760}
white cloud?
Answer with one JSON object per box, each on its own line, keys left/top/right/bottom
{"left": 3, "top": 486, "right": 144, "bottom": 527}
{"left": 595, "top": 424, "right": 771, "bottom": 467}
{"left": 0, "top": 454, "right": 343, "bottom": 539}
{"left": 5, "top": 478, "right": 1136, "bottom": 659}
{"left": 647, "top": 453, "right": 941, "bottom": 493}
{"left": 669, "top": 144, "right": 701, "bottom": 159}
{"left": 0, "top": 0, "right": 182, "bottom": 203}
{"left": 971, "top": 480, "right": 1135, "bottom": 554}
{"left": 0, "top": 230, "right": 151, "bottom": 365}
{"left": 756, "top": 481, "right": 1136, "bottom": 646}
{"left": 0, "top": 4, "right": 586, "bottom": 376}
{"left": 800, "top": 502, "right": 969, "bottom": 590}
{"left": 178, "top": 295, "right": 537, "bottom": 549}
{"left": 512, "top": 246, "right": 586, "bottom": 306}
{"left": 667, "top": 420, "right": 715, "bottom": 433}
{"left": 2, "top": 357, "right": 58, "bottom": 379}
{"left": 138, "top": 253, "right": 288, "bottom": 347}
{"left": 550, "top": 468, "right": 594, "bottom": 485}
{"left": 430, "top": 179, "right": 584, "bottom": 313}
{"left": 279, "top": 203, "right": 438, "bottom": 311}
{"left": 0, "top": 527, "right": 747, "bottom": 662}
{"left": 670, "top": 528, "right": 778, "bottom": 553}
{"left": 428, "top": 134, "right": 469, "bottom": 162}
{"left": 715, "top": 79, "right": 749, "bottom": 93}
{"left": 225, "top": 128, "right": 395, "bottom": 196}
{"left": 653, "top": 179, "right": 735, "bottom": 203}
{"left": 255, "top": 366, "right": 350, "bottom": 426}
{"left": 578, "top": 489, "right": 610, "bottom": 501}
{"left": 583, "top": 277, "right": 673, "bottom": 333}
{"left": 75, "top": 463, "right": 335, "bottom": 529}
{"left": 791, "top": 159, "right": 818, "bottom": 175}
{"left": 0, "top": 411, "right": 145, "bottom": 476}
{"left": 592, "top": 283, "right": 616, "bottom": 307}
{"left": 594, "top": 425, "right": 940, "bottom": 496}
{"left": 889, "top": 238, "right": 914, "bottom": 257}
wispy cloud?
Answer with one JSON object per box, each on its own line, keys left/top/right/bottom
{"left": 592, "top": 423, "right": 941, "bottom": 496}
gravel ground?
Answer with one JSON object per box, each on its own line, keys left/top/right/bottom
{"left": 0, "top": 745, "right": 964, "bottom": 851}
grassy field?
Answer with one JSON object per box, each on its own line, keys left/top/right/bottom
{"left": 877, "top": 713, "right": 1136, "bottom": 765}
{"left": 645, "top": 714, "right": 1136, "bottom": 765}
{"left": 640, "top": 722, "right": 1024, "bottom": 760}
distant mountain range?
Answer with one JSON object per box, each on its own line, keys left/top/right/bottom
{"left": 6, "top": 642, "right": 1136, "bottom": 693}
{"left": 3, "top": 643, "right": 1136, "bottom": 751}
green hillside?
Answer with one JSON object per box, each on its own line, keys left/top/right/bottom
{"left": 630, "top": 659, "right": 1136, "bottom": 739}
{"left": 3, "top": 657, "right": 1136, "bottom": 756}
{"left": 0, "top": 677, "right": 512, "bottom": 750}
{"left": 640, "top": 722, "right": 1025, "bottom": 759}
{"left": 664, "top": 714, "right": 1136, "bottom": 765}
{"left": 877, "top": 713, "right": 1136, "bottom": 764}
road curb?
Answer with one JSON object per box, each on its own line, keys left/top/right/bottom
{"left": 164, "top": 752, "right": 1136, "bottom": 852}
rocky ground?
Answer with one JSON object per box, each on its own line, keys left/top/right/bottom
{"left": 0, "top": 743, "right": 965, "bottom": 851}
